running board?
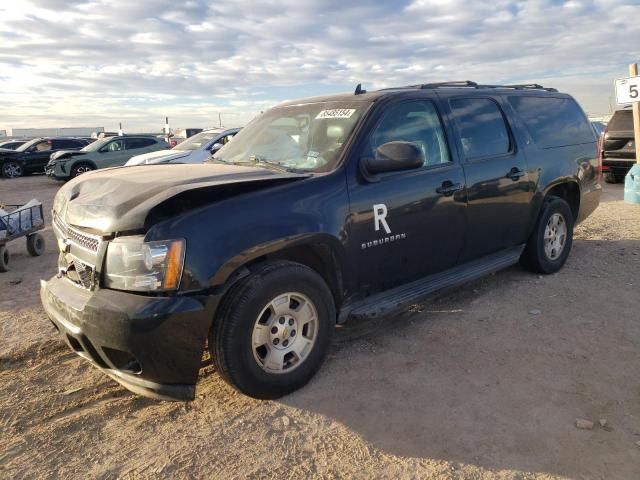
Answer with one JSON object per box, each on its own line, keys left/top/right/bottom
{"left": 346, "top": 245, "right": 525, "bottom": 321}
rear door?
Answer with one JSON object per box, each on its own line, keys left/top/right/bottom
{"left": 444, "top": 95, "right": 533, "bottom": 261}
{"left": 347, "top": 97, "right": 467, "bottom": 293}
{"left": 125, "top": 138, "right": 161, "bottom": 162}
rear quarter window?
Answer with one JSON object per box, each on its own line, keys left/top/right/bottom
{"left": 507, "top": 96, "right": 594, "bottom": 148}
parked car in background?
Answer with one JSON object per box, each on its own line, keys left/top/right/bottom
{"left": 590, "top": 121, "right": 606, "bottom": 138}
{"left": 601, "top": 109, "right": 635, "bottom": 183}
{"left": 0, "top": 139, "right": 29, "bottom": 150}
{"left": 126, "top": 128, "right": 241, "bottom": 166}
{"left": 0, "top": 137, "right": 89, "bottom": 178}
{"left": 46, "top": 135, "right": 169, "bottom": 180}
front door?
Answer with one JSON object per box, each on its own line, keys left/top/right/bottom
{"left": 347, "top": 98, "right": 467, "bottom": 295}
{"left": 444, "top": 95, "right": 533, "bottom": 262}
{"left": 98, "top": 138, "right": 129, "bottom": 168}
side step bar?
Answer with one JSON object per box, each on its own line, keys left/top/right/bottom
{"left": 345, "top": 245, "right": 525, "bottom": 321}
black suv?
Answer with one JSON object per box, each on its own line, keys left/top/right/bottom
{"left": 41, "top": 81, "right": 601, "bottom": 401}
{"left": 601, "top": 108, "right": 636, "bottom": 183}
{"left": 0, "top": 137, "right": 89, "bottom": 178}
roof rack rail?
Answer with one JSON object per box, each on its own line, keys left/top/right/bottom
{"left": 385, "top": 80, "right": 557, "bottom": 92}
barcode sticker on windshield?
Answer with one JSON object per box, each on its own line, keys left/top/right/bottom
{"left": 316, "top": 109, "right": 356, "bottom": 119}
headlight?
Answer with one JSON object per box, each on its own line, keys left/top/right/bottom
{"left": 104, "top": 237, "right": 185, "bottom": 292}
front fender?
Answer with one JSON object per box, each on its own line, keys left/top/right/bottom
{"left": 209, "top": 232, "right": 348, "bottom": 288}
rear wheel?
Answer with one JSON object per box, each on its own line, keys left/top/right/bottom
{"left": 210, "top": 261, "right": 335, "bottom": 399}
{"left": 2, "top": 161, "right": 22, "bottom": 178}
{"left": 71, "top": 163, "right": 94, "bottom": 178}
{"left": 26, "top": 233, "right": 45, "bottom": 256}
{"left": 520, "top": 196, "right": 574, "bottom": 274}
{"left": 0, "top": 245, "right": 10, "bottom": 272}
{"left": 603, "top": 171, "right": 624, "bottom": 184}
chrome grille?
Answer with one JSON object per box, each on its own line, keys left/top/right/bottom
{"left": 65, "top": 258, "right": 96, "bottom": 290}
{"left": 53, "top": 214, "right": 101, "bottom": 252}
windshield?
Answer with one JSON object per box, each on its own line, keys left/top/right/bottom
{"left": 81, "top": 137, "right": 112, "bottom": 152}
{"left": 209, "top": 101, "right": 367, "bottom": 172}
{"left": 16, "top": 138, "right": 42, "bottom": 152}
{"left": 174, "top": 130, "right": 221, "bottom": 151}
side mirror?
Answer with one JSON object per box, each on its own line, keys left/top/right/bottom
{"left": 364, "top": 141, "right": 425, "bottom": 174}
{"left": 210, "top": 143, "right": 223, "bottom": 153}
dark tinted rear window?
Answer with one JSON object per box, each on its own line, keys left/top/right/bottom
{"left": 507, "top": 96, "right": 594, "bottom": 148}
{"left": 127, "top": 138, "right": 156, "bottom": 149}
{"left": 450, "top": 98, "right": 511, "bottom": 159}
{"left": 607, "top": 110, "right": 633, "bottom": 132}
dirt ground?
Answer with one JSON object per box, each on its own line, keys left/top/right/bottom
{"left": 1, "top": 175, "right": 639, "bottom": 480}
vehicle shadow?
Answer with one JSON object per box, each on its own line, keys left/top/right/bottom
{"left": 280, "top": 238, "right": 640, "bottom": 479}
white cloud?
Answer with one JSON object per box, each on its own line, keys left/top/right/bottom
{"left": 0, "top": 0, "right": 639, "bottom": 131}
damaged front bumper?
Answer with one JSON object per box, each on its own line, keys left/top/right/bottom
{"left": 40, "top": 275, "right": 217, "bottom": 401}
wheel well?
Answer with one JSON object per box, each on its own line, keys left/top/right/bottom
{"left": 547, "top": 182, "right": 580, "bottom": 220}
{"left": 71, "top": 160, "right": 96, "bottom": 170}
{"left": 247, "top": 244, "right": 344, "bottom": 311}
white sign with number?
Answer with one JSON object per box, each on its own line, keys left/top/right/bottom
{"left": 615, "top": 75, "right": 640, "bottom": 104}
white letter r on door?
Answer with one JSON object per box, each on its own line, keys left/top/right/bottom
{"left": 373, "top": 204, "right": 391, "bottom": 234}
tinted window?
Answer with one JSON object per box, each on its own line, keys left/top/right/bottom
{"left": 450, "top": 98, "right": 510, "bottom": 159}
{"left": 54, "top": 139, "right": 84, "bottom": 149}
{"left": 102, "top": 139, "right": 126, "bottom": 152}
{"left": 365, "top": 100, "right": 450, "bottom": 167}
{"left": 607, "top": 109, "right": 632, "bottom": 132}
{"left": 508, "top": 96, "right": 594, "bottom": 148}
{"left": 127, "top": 138, "right": 156, "bottom": 149}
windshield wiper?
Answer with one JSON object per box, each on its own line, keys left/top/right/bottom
{"left": 235, "top": 155, "right": 304, "bottom": 174}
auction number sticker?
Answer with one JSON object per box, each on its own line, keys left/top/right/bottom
{"left": 615, "top": 75, "right": 640, "bottom": 104}
{"left": 316, "top": 109, "right": 356, "bottom": 119}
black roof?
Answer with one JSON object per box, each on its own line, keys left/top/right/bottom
{"left": 277, "top": 80, "right": 563, "bottom": 108}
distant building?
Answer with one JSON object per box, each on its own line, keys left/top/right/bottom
{"left": 5, "top": 127, "right": 105, "bottom": 138}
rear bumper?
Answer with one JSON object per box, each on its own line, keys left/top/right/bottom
{"left": 602, "top": 157, "right": 636, "bottom": 175}
{"left": 41, "top": 275, "right": 218, "bottom": 401}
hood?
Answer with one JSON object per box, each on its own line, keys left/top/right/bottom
{"left": 0, "top": 148, "right": 20, "bottom": 158}
{"left": 126, "top": 149, "right": 190, "bottom": 166}
{"left": 51, "top": 150, "right": 87, "bottom": 161}
{"left": 54, "top": 163, "right": 308, "bottom": 233}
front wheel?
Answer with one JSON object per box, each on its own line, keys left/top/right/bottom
{"left": 71, "top": 163, "right": 94, "bottom": 178}
{"left": 210, "top": 261, "right": 335, "bottom": 399}
{"left": 520, "top": 196, "right": 574, "bottom": 274}
{"left": 2, "top": 161, "right": 22, "bottom": 178}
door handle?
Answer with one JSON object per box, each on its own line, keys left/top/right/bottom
{"left": 436, "top": 180, "right": 463, "bottom": 197}
{"left": 506, "top": 167, "right": 526, "bottom": 181}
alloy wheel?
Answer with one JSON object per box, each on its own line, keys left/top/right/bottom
{"left": 544, "top": 213, "right": 567, "bottom": 260}
{"left": 251, "top": 292, "right": 318, "bottom": 374}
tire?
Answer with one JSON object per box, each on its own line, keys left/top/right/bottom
{"left": 0, "top": 245, "right": 9, "bottom": 272}
{"left": 520, "top": 196, "right": 574, "bottom": 274}
{"left": 70, "top": 163, "right": 94, "bottom": 178}
{"left": 603, "top": 172, "right": 619, "bottom": 184}
{"left": 1, "top": 161, "right": 23, "bottom": 178}
{"left": 210, "top": 260, "right": 335, "bottom": 399}
{"left": 26, "top": 233, "right": 45, "bottom": 256}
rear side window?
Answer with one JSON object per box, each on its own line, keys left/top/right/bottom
{"left": 607, "top": 110, "right": 633, "bottom": 132}
{"left": 450, "top": 98, "right": 511, "bottom": 159}
{"left": 127, "top": 138, "right": 156, "bottom": 149}
{"left": 507, "top": 96, "right": 594, "bottom": 148}
{"left": 54, "top": 139, "right": 84, "bottom": 149}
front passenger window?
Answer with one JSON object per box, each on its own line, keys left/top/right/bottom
{"left": 106, "top": 140, "right": 126, "bottom": 152}
{"left": 366, "top": 100, "right": 450, "bottom": 167}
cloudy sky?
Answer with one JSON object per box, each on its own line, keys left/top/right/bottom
{"left": 1, "top": 0, "right": 639, "bottom": 132}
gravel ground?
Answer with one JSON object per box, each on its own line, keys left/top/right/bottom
{"left": 1, "top": 175, "right": 639, "bottom": 479}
